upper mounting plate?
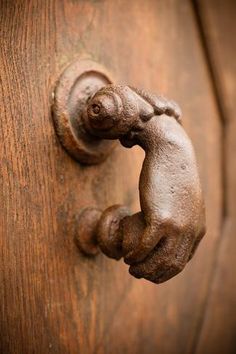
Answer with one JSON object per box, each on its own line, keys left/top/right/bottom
{"left": 52, "top": 58, "right": 116, "bottom": 164}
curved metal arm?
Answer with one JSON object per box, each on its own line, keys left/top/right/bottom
{"left": 76, "top": 85, "right": 206, "bottom": 284}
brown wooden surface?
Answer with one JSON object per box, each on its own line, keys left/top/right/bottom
{"left": 0, "top": 0, "right": 226, "bottom": 353}
{"left": 194, "top": 1, "right": 236, "bottom": 353}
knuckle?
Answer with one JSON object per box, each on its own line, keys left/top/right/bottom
{"left": 129, "top": 266, "right": 143, "bottom": 279}
{"left": 158, "top": 258, "right": 182, "bottom": 275}
{"left": 171, "top": 258, "right": 185, "bottom": 274}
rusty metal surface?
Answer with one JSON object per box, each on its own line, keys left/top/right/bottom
{"left": 52, "top": 59, "right": 116, "bottom": 164}
{"left": 54, "top": 78, "right": 206, "bottom": 284}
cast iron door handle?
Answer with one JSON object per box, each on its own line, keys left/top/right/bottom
{"left": 53, "top": 59, "right": 206, "bottom": 284}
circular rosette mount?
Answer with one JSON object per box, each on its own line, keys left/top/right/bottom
{"left": 52, "top": 59, "right": 116, "bottom": 164}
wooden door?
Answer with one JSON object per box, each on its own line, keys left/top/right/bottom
{"left": 0, "top": 1, "right": 234, "bottom": 353}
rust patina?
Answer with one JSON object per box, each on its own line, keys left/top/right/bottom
{"left": 53, "top": 70, "right": 206, "bottom": 284}
{"left": 75, "top": 85, "right": 206, "bottom": 284}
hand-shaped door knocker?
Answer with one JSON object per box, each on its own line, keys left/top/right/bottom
{"left": 52, "top": 59, "right": 206, "bottom": 284}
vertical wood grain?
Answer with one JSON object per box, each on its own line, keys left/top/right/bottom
{"left": 193, "top": 1, "right": 236, "bottom": 353}
{"left": 0, "top": 1, "right": 223, "bottom": 353}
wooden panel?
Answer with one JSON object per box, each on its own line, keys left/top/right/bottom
{"left": 193, "top": 1, "right": 236, "bottom": 353}
{"left": 0, "top": 1, "right": 222, "bottom": 353}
